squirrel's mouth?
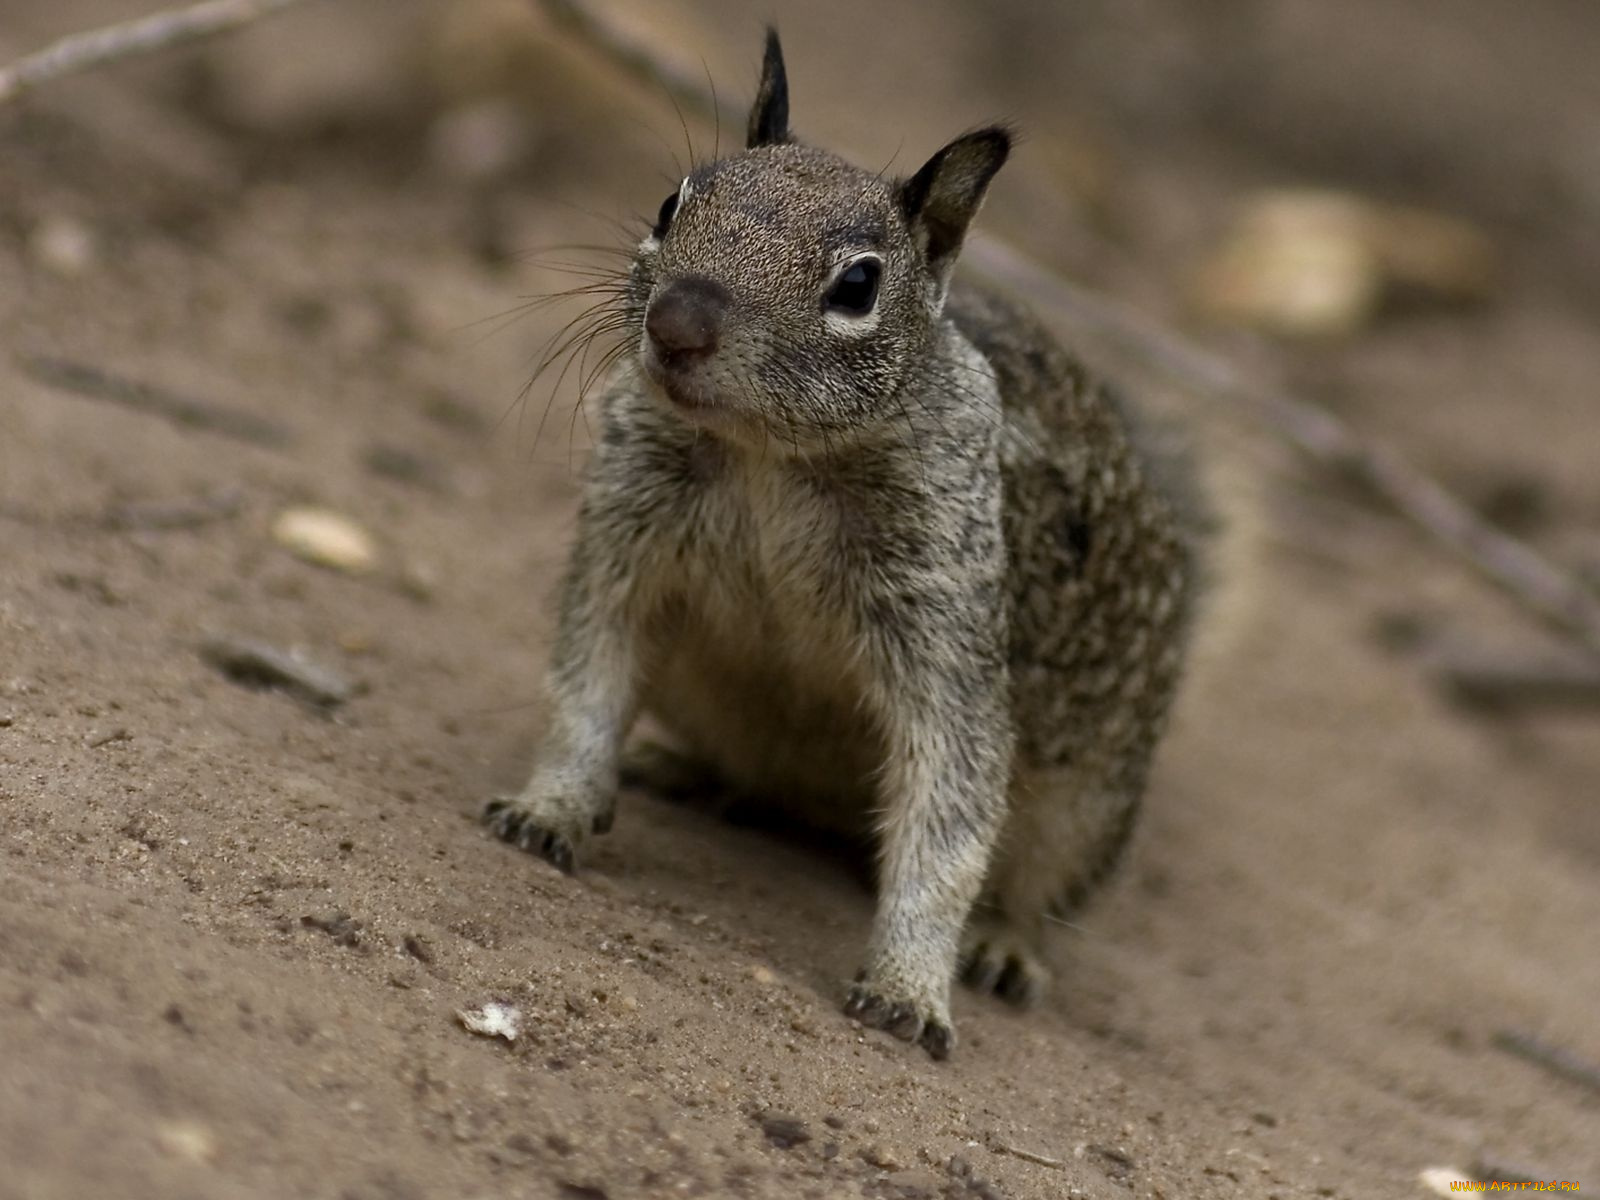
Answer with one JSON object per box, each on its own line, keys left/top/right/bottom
{"left": 657, "top": 376, "right": 720, "bottom": 411}
{"left": 641, "top": 348, "right": 730, "bottom": 417}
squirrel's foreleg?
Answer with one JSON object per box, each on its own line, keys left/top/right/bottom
{"left": 846, "top": 589, "right": 1014, "bottom": 1059}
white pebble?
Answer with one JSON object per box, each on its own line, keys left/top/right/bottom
{"left": 154, "top": 1119, "right": 216, "bottom": 1163}
{"left": 30, "top": 215, "right": 98, "bottom": 277}
{"left": 457, "top": 1000, "right": 523, "bottom": 1042}
{"left": 271, "top": 507, "right": 379, "bottom": 575}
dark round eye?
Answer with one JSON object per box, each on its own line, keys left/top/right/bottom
{"left": 652, "top": 189, "right": 680, "bottom": 239}
{"left": 826, "top": 258, "right": 881, "bottom": 316}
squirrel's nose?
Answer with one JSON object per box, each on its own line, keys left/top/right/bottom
{"left": 645, "top": 276, "right": 729, "bottom": 363}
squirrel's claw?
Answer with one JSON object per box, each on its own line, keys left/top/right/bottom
{"left": 483, "top": 797, "right": 578, "bottom": 874}
{"left": 959, "top": 928, "right": 1050, "bottom": 1009}
{"left": 844, "top": 981, "right": 954, "bottom": 1060}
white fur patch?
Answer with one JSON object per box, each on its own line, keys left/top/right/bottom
{"left": 824, "top": 307, "right": 882, "bottom": 336}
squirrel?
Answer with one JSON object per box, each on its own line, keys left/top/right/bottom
{"left": 484, "top": 30, "right": 1204, "bottom": 1059}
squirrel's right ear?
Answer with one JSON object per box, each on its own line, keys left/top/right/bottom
{"left": 899, "top": 127, "right": 1012, "bottom": 275}
{"left": 747, "top": 28, "right": 791, "bottom": 148}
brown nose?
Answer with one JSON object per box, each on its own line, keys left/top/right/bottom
{"left": 645, "top": 276, "right": 729, "bottom": 365}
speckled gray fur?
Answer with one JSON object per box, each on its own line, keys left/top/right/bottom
{"left": 484, "top": 31, "right": 1202, "bottom": 1058}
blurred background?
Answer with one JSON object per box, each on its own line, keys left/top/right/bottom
{"left": 2, "top": 3, "right": 1597, "bottom": 1198}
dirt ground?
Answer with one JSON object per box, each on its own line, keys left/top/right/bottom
{"left": 2, "top": 2, "right": 1598, "bottom": 1198}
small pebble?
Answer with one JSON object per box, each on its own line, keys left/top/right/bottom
{"left": 30, "top": 215, "right": 98, "bottom": 277}
{"left": 1192, "top": 188, "right": 1495, "bottom": 339}
{"left": 861, "top": 1144, "right": 903, "bottom": 1170}
{"left": 271, "top": 506, "right": 379, "bottom": 575}
{"left": 200, "top": 635, "right": 354, "bottom": 708}
{"left": 457, "top": 1000, "right": 522, "bottom": 1043}
{"left": 300, "top": 912, "right": 362, "bottom": 948}
{"left": 1193, "top": 191, "right": 1378, "bottom": 338}
{"left": 361, "top": 442, "right": 440, "bottom": 488}
{"left": 757, "top": 1111, "right": 811, "bottom": 1149}
{"left": 395, "top": 560, "right": 438, "bottom": 603}
{"left": 154, "top": 1119, "right": 216, "bottom": 1163}
{"left": 338, "top": 631, "right": 375, "bottom": 655}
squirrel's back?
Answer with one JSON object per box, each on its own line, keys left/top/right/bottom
{"left": 947, "top": 280, "right": 1214, "bottom": 555}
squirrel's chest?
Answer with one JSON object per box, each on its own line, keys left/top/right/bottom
{"left": 673, "top": 462, "right": 861, "bottom": 643}
{"left": 629, "top": 458, "right": 884, "bottom": 807}
{"left": 639, "top": 464, "right": 886, "bottom": 813}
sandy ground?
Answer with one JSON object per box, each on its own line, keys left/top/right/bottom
{"left": 2, "top": 3, "right": 1598, "bottom": 1198}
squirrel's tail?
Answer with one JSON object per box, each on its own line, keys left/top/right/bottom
{"left": 1171, "top": 419, "right": 1271, "bottom": 711}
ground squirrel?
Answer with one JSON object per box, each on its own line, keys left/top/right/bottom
{"left": 485, "top": 31, "right": 1203, "bottom": 1058}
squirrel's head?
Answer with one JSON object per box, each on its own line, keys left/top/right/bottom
{"left": 625, "top": 30, "right": 1010, "bottom": 449}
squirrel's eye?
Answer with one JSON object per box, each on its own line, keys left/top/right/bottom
{"left": 825, "top": 258, "right": 881, "bottom": 316}
{"left": 652, "top": 189, "right": 681, "bottom": 240}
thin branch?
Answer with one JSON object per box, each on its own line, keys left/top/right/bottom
{"left": 1491, "top": 1028, "right": 1600, "bottom": 1097}
{"left": 200, "top": 634, "right": 355, "bottom": 708}
{"left": 533, "top": 0, "right": 1600, "bottom": 658}
{"left": 533, "top": 0, "right": 734, "bottom": 129}
{"left": 1429, "top": 646, "right": 1600, "bottom": 713}
{"left": 19, "top": 353, "right": 295, "bottom": 448}
{"left": 0, "top": 0, "right": 315, "bottom": 106}
{"left": 990, "top": 1142, "right": 1066, "bottom": 1170}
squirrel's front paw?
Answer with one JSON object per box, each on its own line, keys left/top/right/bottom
{"left": 482, "top": 795, "right": 612, "bottom": 873}
{"left": 843, "top": 976, "right": 954, "bottom": 1060}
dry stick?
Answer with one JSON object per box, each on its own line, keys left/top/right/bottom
{"left": 0, "top": 0, "right": 315, "bottom": 105}
{"left": 991, "top": 1142, "right": 1066, "bottom": 1170}
{"left": 1429, "top": 646, "right": 1600, "bottom": 712}
{"left": 1491, "top": 1028, "right": 1600, "bottom": 1097}
{"left": 534, "top": 0, "right": 1600, "bottom": 659}
{"left": 200, "top": 635, "right": 355, "bottom": 708}
{"left": 536, "top": 0, "right": 724, "bottom": 127}
{"left": 19, "top": 353, "right": 295, "bottom": 448}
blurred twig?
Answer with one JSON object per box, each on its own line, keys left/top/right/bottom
{"left": 0, "top": 0, "right": 314, "bottom": 106}
{"left": 535, "top": 0, "right": 731, "bottom": 127}
{"left": 990, "top": 1142, "right": 1065, "bottom": 1170}
{"left": 19, "top": 353, "right": 295, "bottom": 447}
{"left": 1430, "top": 646, "right": 1600, "bottom": 713}
{"left": 536, "top": 0, "right": 1600, "bottom": 658}
{"left": 1491, "top": 1028, "right": 1600, "bottom": 1097}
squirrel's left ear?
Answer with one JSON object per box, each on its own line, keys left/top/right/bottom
{"left": 747, "top": 28, "right": 790, "bottom": 148}
{"left": 899, "top": 127, "right": 1012, "bottom": 274}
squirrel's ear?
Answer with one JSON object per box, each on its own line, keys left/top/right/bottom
{"left": 899, "top": 127, "right": 1011, "bottom": 271}
{"left": 747, "top": 28, "right": 791, "bottom": 148}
